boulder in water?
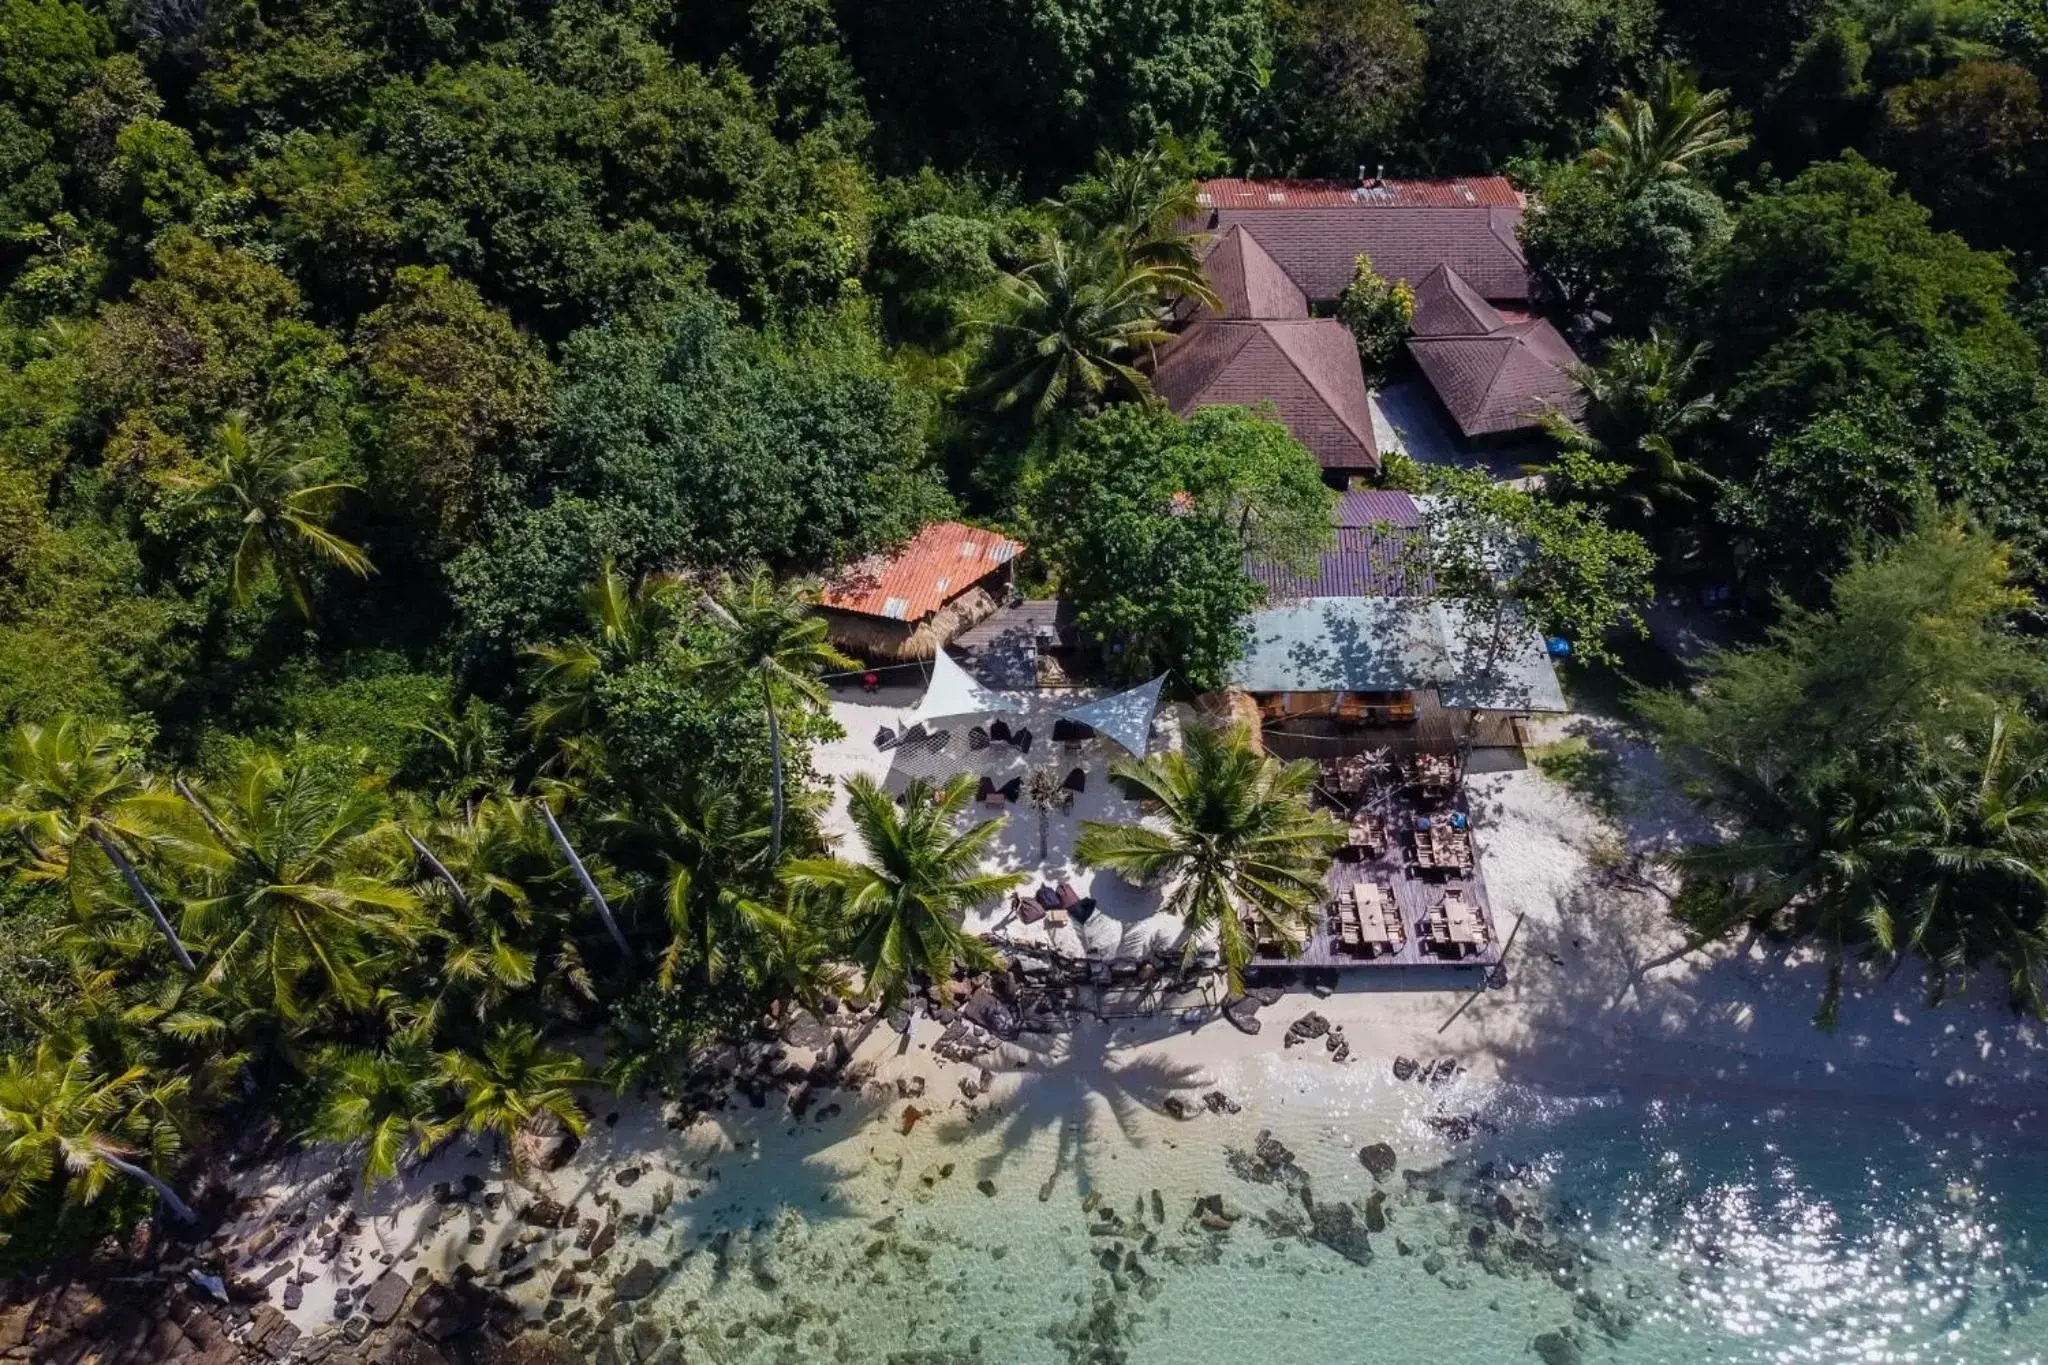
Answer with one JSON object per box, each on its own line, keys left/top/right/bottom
{"left": 1357, "top": 1143, "right": 1397, "bottom": 1178}
{"left": 1531, "top": 1330, "right": 1583, "bottom": 1365}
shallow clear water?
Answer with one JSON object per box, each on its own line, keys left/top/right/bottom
{"left": 623, "top": 1038, "right": 2048, "bottom": 1364}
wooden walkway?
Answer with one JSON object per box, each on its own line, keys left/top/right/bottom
{"left": 1248, "top": 786, "right": 1501, "bottom": 973}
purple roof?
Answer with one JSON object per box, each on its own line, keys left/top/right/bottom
{"left": 1249, "top": 491, "right": 1430, "bottom": 599}
{"left": 1152, "top": 320, "right": 1378, "bottom": 471}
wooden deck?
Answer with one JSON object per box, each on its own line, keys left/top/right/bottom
{"left": 1247, "top": 783, "right": 1501, "bottom": 973}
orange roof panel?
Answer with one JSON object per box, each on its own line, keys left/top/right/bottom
{"left": 819, "top": 522, "right": 1023, "bottom": 622}
{"left": 1196, "top": 177, "right": 1524, "bottom": 209}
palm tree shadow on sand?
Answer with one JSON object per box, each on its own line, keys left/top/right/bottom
{"left": 926, "top": 1018, "right": 1210, "bottom": 1199}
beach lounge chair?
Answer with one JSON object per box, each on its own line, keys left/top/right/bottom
{"left": 1061, "top": 767, "right": 1086, "bottom": 793}
{"left": 1056, "top": 881, "right": 1081, "bottom": 910}
{"left": 875, "top": 725, "right": 900, "bottom": 751}
{"left": 989, "top": 719, "right": 1013, "bottom": 744}
{"left": 999, "top": 776, "right": 1023, "bottom": 802}
{"left": 1052, "top": 719, "right": 1092, "bottom": 744}
{"left": 1014, "top": 894, "right": 1046, "bottom": 925}
{"left": 968, "top": 725, "right": 990, "bottom": 751}
{"left": 1014, "top": 728, "right": 1033, "bottom": 754}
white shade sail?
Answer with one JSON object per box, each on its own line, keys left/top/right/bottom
{"left": 1058, "top": 674, "right": 1167, "bottom": 757}
{"left": 911, "top": 649, "right": 1024, "bottom": 726}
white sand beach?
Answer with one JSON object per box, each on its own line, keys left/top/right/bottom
{"left": 230, "top": 693, "right": 2048, "bottom": 1354}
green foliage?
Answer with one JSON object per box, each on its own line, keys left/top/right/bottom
{"left": 1520, "top": 164, "right": 1730, "bottom": 333}
{"left": 1260, "top": 0, "right": 1426, "bottom": 169}
{"left": 1873, "top": 60, "right": 2047, "bottom": 249}
{"left": 1077, "top": 723, "right": 1340, "bottom": 993}
{"left": 1031, "top": 403, "right": 1331, "bottom": 689}
{"left": 1640, "top": 511, "right": 2048, "bottom": 1021}
{"left": 355, "top": 265, "right": 554, "bottom": 551}
{"left": 1334, "top": 253, "right": 1415, "bottom": 382}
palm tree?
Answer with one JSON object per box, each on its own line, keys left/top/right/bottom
{"left": 605, "top": 776, "right": 783, "bottom": 988}
{"left": 436, "top": 1022, "right": 586, "bottom": 1171}
{"left": 0, "top": 717, "right": 195, "bottom": 972}
{"left": 1876, "top": 715, "right": 2048, "bottom": 1017}
{"left": 307, "top": 1043, "right": 454, "bottom": 1187}
{"left": 1054, "top": 146, "right": 1209, "bottom": 275}
{"left": 1077, "top": 724, "right": 1342, "bottom": 993}
{"left": 153, "top": 746, "right": 420, "bottom": 1027}
{"left": 975, "top": 236, "right": 1209, "bottom": 422}
{"left": 783, "top": 775, "right": 1026, "bottom": 1007}
{"left": 694, "top": 565, "right": 856, "bottom": 860}
{"left": 522, "top": 560, "right": 684, "bottom": 747}
{"left": 1586, "top": 67, "right": 1749, "bottom": 196}
{"left": 166, "top": 413, "right": 372, "bottom": 617}
{"left": 1542, "top": 328, "right": 1718, "bottom": 525}
{"left": 0, "top": 1041, "right": 195, "bottom": 1222}
{"left": 389, "top": 795, "right": 594, "bottom": 1041}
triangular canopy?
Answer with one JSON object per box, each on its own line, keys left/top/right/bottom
{"left": 912, "top": 649, "right": 1023, "bottom": 726}
{"left": 1059, "top": 675, "right": 1167, "bottom": 757}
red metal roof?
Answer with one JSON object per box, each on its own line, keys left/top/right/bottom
{"left": 1197, "top": 177, "right": 1524, "bottom": 210}
{"left": 819, "top": 522, "right": 1022, "bottom": 623}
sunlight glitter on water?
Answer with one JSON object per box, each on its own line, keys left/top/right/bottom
{"left": 619, "top": 1048, "right": 2046, "bottom": 1364}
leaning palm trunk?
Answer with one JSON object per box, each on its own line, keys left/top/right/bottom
{"left": 404, "top": 830, "right": 468, "bottom": 912}
{"left": 765, "top": 683, "right": 785, "bottom": 862}
{"left": 539, "top": 802, "right": 632, "bottom": 958}
{"left": 102, "top": 1152, "right": 197, "bottom": 1223}
{"left": 86, "top": 825, "right": 196, "bottom": 974}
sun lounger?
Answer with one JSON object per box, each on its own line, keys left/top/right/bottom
{"left": 1061, "top": 766, "right": 1086, "bottom": 793}
{"left": 968, "top": 726, "right": 990, "bottom": 751}
{"left": 1052, "top": 719, "right": 1093, "bottom": 744}
{"left": 989, "top": 719, "right": 1012, "bottom": 744}
{"left": 999, "top": 776, "right": 1023, "bottom": 802}
{"left": 1014, "top": 728, "right": 1033, "bottom": 754}
{"left": 1056, "top": 881, "right": 1081, "bottom": 910}
{"left": 875, "top": 725, "right": 901, "bottom": 751}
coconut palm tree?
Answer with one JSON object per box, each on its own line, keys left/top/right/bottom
{"left": 694, "top": 566, "right": 856, "bottom": 860}
{"left": 1875, "top": 714, "right": 2048, "bottom": 1017}
{"left": 389, "top": 795, "right": 594, "bottom": 1041}
{"left": 1077, "top": 724, "right": 1342, "bottom": 993}
{"left": 166, "top": 413, "right": 372, "bottom": 617}
{"left": 783, "top": 775, "right": 1027, "bottom": 1007}
{"left": 0, "top": 1041, "right": 195, "bottom": 1222}
{"left": 1542, "top": 328, "right": 1718, "bottom": 525}
{"left": 1586, "top": 67, "right": 1749, "bottom": 196}
{"left": 605, "top": 776, "right": 783, "bottom": 989}
{"left": 435, "top": 1022, "right": 586, "bottom": 1171}
{"left": 307, "top": 1042, "right": 455, "bottom": 1187}
{"left": 1054, "top": 145, "right": 1209, "bottom": 275}
{"left": 522, "top": 560, "right": 685, "bottom": 747}
{"left": 0, "top": 717, "right": 195, "bottom": 973}
{"left": 153, "top": 746, "right": 420, "bottom": 1028}
{"left": 976, "top": 236, "right": 1210, "bottom": 422}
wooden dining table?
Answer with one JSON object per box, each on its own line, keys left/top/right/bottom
{"left": 1349, "top": 882, "right": 1398, "bottom": 950}
{"left": 1434, "top": 889, "right": 1486, "bottom": 948}
{"left": 1409, "top": 753, "right": 1457, "bottom": 788}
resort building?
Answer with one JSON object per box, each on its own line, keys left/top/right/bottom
{"left": 1154, "top": 175, "right": 1584, "bottom": 473}
{"left": 1232, "top": 490, "right": 1568, "bottom": 758}
{"left": 816, "top": 521, "right": 1023, "bottom": 662}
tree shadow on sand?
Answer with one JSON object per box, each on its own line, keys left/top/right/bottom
{"left": 925, "top": 1019, "right": 1211, "bottom": 1200}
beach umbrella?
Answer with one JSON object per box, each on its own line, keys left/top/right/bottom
{"left": 1056, "top": 674, "right": 1167, "bottom": 757}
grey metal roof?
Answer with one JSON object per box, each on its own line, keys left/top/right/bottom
{"left": 1228, "top": 598, "right": 1567, "bottom": 712}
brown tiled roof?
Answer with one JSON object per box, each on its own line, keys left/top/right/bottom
{"left": 819, "top": 521, "right": 1022, "bottom": 622}
{"left": 1198, "top": 207, "right": 1532, "bottom": 303}
{"left": 1409, "top": 263, "right": 1506, "bottom": 337}
{"left": 1409, "top": 320, "right": 1584, "bottom": 437}
{"left": 1197, "top": 226, "right": 1308, "bottom": 321}
{"left": 1198, "top": 178, "right": 1524, "bottom": 209}
{"left": 1250, "top": 490, "right": 1433, "bottom": 599}
{"left": 1152, "top": 320, "right": 1378, "bottom": 471}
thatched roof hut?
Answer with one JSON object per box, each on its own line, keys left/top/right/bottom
{"left": 816, "top": 522, "right": 1023, "bottom": 663}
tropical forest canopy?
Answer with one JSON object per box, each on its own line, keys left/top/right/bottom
{"left": 6, "top": 0, "right": 2048, "bottom": 1254}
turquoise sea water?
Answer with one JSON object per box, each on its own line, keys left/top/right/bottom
{"left": 621, "top": 1038, "right": 2047, "bottom": 1364}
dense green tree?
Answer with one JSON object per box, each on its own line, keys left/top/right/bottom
{"left": 355, "top": 266, "right": 554, "bottom": 553}
{"left": 1520, "top": 164, "right": 1730, "bottom": 332}
{"left": 1030, "top": 403, "right": 1331, "bottom": 688}
{"left": 1641, "top": 511, "right": 2048, "bottom": 1023}
{"left": 1873, "top": 60, "right": 2046, "bottom": 250}
{"left": 1259, "top": 0, "right": 1426, "bottom": 170}
{"left": 1077, "top": 723, "right": 1340, "bottom": 992}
